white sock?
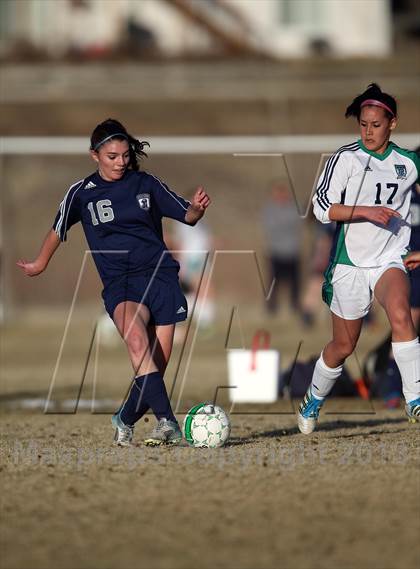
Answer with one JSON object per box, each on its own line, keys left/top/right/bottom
{"left": 391, "top": 338, "right": 420, "bottom": 403}
{"left": 310, "top": 352, "right": 343, "bottom": 400}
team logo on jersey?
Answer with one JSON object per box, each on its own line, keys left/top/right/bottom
{"left": 394, "top": 164, "right": 407, "bottom": 180}
{"left": 137, "top": 193, "right": 151, "bottom": 210}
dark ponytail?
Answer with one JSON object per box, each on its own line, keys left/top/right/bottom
{"left": 90, "top": 118, "right": 149, "bottom": 171}
{"left": 345, "top": 83, "right": 397, "bottom": 121}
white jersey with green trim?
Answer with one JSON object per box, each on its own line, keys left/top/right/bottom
{"left": 313, "top": 140, "right": 420, "bottom": 268}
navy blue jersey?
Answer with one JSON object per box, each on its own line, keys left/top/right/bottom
{"left": 410, "top": 184, "right": 420, "bottom": 251}
{"left": 409, "top": 184, "right": 420, "bottom": 297}
{"left": 53, "top": 170, "right": 191, "bottom": 285}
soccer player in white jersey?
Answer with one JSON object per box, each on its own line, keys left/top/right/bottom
{"left": 297, "top": 84, "right": 420, "bottom": 433}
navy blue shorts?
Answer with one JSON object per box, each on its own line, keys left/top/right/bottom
{"left": 102, "top": 269, "right": 188, "bottom": 325}
{"left": 410, "top": 268, "right": 420, "bottom": 308}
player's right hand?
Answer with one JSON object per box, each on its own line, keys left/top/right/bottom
{"left": 16, "top": 259, "right": 45, "bottom": 277}
{"left": 404, "top": 251, "right": 420, "bottom": 271}
{"left": 363, "top": 206, "right": 401, "bottom": 226}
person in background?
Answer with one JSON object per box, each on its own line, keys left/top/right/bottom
{"left": 261, "top": 181, "right": 303, "bottom": 317}
{"left": 173, "top": 214, "right": 215, "bottom": 331}
{"left": 301, "top": 222, "right": 335, "bottom": 327}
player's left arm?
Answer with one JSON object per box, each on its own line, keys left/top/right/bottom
{"left": 152, "top": 175, "right": 210, "bottom": 225}
{"left": 185, "top": 186, "right": 211, "bottom": 225}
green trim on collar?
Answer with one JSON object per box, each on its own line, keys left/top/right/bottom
{"left": 358, "top": 139, "right": 393, "bottom": 161}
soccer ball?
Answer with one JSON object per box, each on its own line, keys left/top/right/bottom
{"left": 183, "top": 403, "right": 231, "bottom": 448}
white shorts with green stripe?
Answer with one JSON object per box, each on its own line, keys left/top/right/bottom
{"left": 323, "top": 260, "right": 406, "bottom": 320}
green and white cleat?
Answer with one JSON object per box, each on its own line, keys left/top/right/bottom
{"left": 297, "top": 389, "right": 325, "bottom": 434}
{"left": 111, "top": 413, "right": 134, "bottom": 447}
{"left": 405, "top": 397, "right": 420, "bottom": 424}
{"left": 144, "top": 418, "right": 183, "bottom": 446}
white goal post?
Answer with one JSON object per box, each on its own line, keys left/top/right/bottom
{"left": 1, "top": 133, "right": 419, "bottom": 323}
{"left": 1, "top": 134, "right": 419, "bottom": 155}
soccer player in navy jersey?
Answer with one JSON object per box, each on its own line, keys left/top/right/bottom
{"left": 405, "top": 147, "right": 420, "bottom": 328}
{"left": 17, "top": 118, "right": 211, "bottom": 446}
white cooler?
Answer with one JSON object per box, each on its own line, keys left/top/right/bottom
{"left": 227, "top": 330, "right": 280, "bottom": 403}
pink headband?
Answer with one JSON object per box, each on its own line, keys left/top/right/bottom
{"left": 361, "top": 99, "right": 395, "bottom": 117}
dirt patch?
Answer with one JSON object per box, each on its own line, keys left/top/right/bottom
{"left": 1, "top": 410, "right": 419, "bottom": 569}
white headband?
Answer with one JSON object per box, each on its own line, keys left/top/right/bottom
{"left": 92, "top": 133, "right": 128, "bottom": 151}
